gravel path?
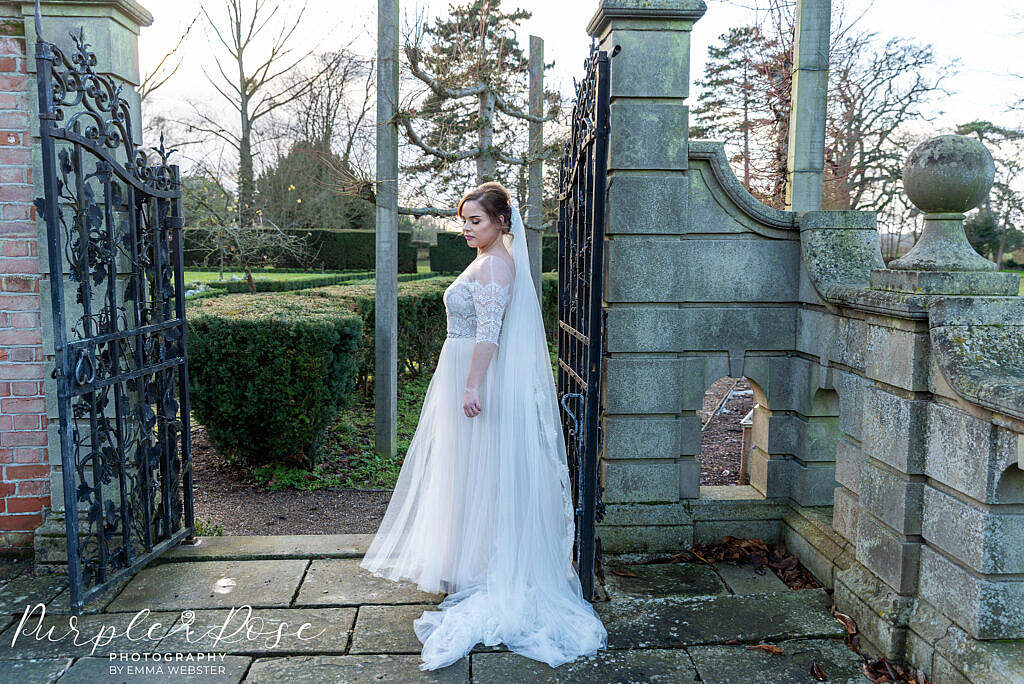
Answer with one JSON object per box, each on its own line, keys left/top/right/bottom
{"left": 698, "top": 377, "right": 753, "bottom": 486}
{"left": 190, "top": 424, "right": 390, "bottom": 536}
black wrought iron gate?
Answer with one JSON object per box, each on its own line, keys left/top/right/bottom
{"left": 556, "top": 42, "right": 610, "bottom": 601}
{"left": 34, "top": 22, "right": 193, "bottom": 613}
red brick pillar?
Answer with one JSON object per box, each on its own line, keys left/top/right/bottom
{"left": 0, "top": 16, "right": 48, "bottom": 553}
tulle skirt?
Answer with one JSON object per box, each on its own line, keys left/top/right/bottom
{"left": 360, "top": 336, "right": 607, "bottom": 670}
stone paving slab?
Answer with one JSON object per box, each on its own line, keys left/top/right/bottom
{"left": 689, "top": 637, "right": 865, "bottom": 683}
{"left": 596, "top": 589, "right": 845, "bottom": 650}
{"left": 157, "top": 607, "right": 356, "bottom": 655}
{"left": 0, "top": 611, "right": 181, "bottom": 660}
{"left": 471, "top": 648, "right": 700, "bottom": 683}
{"left": 0, "top": 559, "right": 31, "bottom": 583}
{"left": 713, "top": 561, "right": 790, "bottom": 595}
{"left": 604, "top": 562, "right": 727, "bottom": 599}
{"left": 46, "top": 576, "right": 132, "bottom": 615}
{"left": 159, "top": 535, "right": 373, "bottom": 563}
{"left": 246, "top": 654, "right": 469, "bottom": 683}
{"left": 58, "top": 655, "right": 252, "bottom": 683}
{"left": 0, "top": 657, "right": 72, "bottom": 683}
{"left": 0, "top": 574, "right": 68, "bottom": 618}
{"left": 105, "top": 560, "right": 309, "bottom": 613}
{"left": 295, "top": 559, "right": 441, "bottom": 607}
{"left": 347, "top": 604, "right": 505, "bottom": 658}
{"left": 350, "top": 604, "right": 433, "bottom": 655}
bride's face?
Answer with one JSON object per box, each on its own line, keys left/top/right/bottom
{"left": 459, "top": 199, "right": 505, "bottom": 250}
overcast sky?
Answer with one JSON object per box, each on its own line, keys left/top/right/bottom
{"left": 138, "top": 0, "right": 1023, "bottom": 137}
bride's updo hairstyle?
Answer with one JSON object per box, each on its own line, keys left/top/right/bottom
{"left": 457, "top": 181, "right": 513, "bottom": 237}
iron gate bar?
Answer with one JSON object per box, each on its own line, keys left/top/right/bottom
{"left": 34, "top": 12, "right": 193, "bottom": 613}
{"left": 555, "top": 41, "right": 610, "bottom": 601}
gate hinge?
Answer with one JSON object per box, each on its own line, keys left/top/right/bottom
{"left": 51, "top": 365, "right": 63, "bottom": 379}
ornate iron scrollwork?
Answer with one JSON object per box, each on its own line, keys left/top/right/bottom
{"left": 35, "top": 15, "right": 193, "bottom": 613}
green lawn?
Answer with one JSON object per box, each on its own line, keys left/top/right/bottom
{"left": 183, "top": 269, "right": 348, "bottom": 286}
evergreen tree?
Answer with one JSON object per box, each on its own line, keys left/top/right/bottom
{"left": 257, "top": 140, "right": 375, "bottom": 231}
{"left": 691, "top": 27, "right": 762, "bottom": 191}
{"left": 401, "top": 0, "right": 559, "bottom": 207}
{"left": 691, "top": 26, "right": 791, "bottom": 206}
{"left": 957, "top": 121, "right": 1024, "bottom": 267}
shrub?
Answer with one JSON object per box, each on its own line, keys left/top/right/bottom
{"left": 430, "top": 231, "right": 559, "bottom": 273}
{"left": 186, "top": 294, "right": 362, "bottom": 466}
{"left": 296, "top": 276, "right": 451, "bottom": 393}
{"left": 429, "top": 231, "right": 476, "bottom": 274}
{"left": 205, "top": 271, "right": 375, "bottom": 294}
{"left": 279, "top": 229, "right": 417, "bottom": 272}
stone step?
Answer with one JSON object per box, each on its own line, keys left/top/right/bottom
{"left": 157, "top": 534, "right": 372, "bottom": 563}
{"left": 604, "top": 559, "right": 792, "bottom": 599}
{"left": 597, "top": 588, "right": 846, "bottom": 649}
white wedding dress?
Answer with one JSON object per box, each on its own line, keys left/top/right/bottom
{"left": 360, "top": 204, "right": 607, "bottom": 671}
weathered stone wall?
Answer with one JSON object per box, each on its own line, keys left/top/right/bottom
{"left": 590, "top": 2, "right": 1024, "bottom": 680}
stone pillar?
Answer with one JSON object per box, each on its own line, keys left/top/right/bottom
{"left": 374, "top": 0, "right": 399, "bottom": 462}
{"left": 587, "top": 0, "right": 705, "bottom": 553}
{"left": 0, "top": 1, "right": 151, "bottom": 560}
{"left": 785, "top": 0, "right": 830, "bottom": 212}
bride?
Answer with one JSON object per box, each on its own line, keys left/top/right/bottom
{"left": 360, "top": 181, "right": 608, "bottom": 670}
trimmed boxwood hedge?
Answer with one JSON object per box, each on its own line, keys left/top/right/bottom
{"left": 280, "top": 229, "right": 417, "bottom": 273}
{"left": 429, "top": 231, "right": 559, "bottom": 273}
{"left": 186, "top": 294, "right": 363, "bottom": 465}
{"left": 295, "top": 276, "right": 451, "bottom": 393}
{"left": 183, "top": 270, "right": 560, "bottom": 468}
{"left": 204, "top": 270, "right": 375, "bottom": 294}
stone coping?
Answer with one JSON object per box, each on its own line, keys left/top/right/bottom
{"left": 586, "top": 0, "right": 708, "bottom": 37}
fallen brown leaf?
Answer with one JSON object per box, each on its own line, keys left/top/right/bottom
{"left": 811, "top": 661, "right": 828, "bottom": 681}
{"left": 746, "top": 643, "right": 785, "bottom": 655}
{"left": 830, "top": 607, "right": 857, "bottom": 635}
{"left": 609, "top": 568, "right": 638, "bottom": 578}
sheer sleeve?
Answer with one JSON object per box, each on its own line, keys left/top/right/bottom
{"left": 470, "top": 255, "right": 514, "bottom": 347}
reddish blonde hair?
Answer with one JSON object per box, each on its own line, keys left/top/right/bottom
{"left": 457, "top": 181, "right": 513, "bottom": 235}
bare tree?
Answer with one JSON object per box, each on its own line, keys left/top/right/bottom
{"left": 180, "top": 146, "right": 310, "bottom": 292}
{"left": 825, "top": 33, "right": 952, "bottom": 212}
{"left": 186, "top": 0, "right": 329, "bottom": 228}
{"left": 693, "top": 1, "right": 949, "bottom": 220}
{"left": 139, "top": 13, "right": 199, "bottom": 102}
{"left": 283, "top": 47, "right": 378, "bottom": 199}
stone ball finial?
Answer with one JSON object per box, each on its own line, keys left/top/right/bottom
{"left": 902, "top": 135, "right": 995, "bottom": 214}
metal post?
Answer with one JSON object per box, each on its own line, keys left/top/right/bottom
{"left": 34, "top": 29, "right": 85, "bottom": 615}
{"left": 527, "top": 35, "right": 544, "bottom": 303}
{"left": 375, "top": 0, "right": 399, "bottom": 460}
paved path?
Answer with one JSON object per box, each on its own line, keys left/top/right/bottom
{"left": 0, "top": 535, "right": 866, "bottom": 682}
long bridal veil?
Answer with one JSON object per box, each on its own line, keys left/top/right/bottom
{"left": 411, "top": 202, "right": 608, "bottom": 670}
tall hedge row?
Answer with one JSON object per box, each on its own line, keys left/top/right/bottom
{"left": 183, "top": 229, "right": 418, "bottom": 273}
{"left": 429, "top": 231, "right": 559, "bottom": 273}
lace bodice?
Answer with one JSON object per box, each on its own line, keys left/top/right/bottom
{"left": 443, "top": 254, "right": 515, "bottom": 346}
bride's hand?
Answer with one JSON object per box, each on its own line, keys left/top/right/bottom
{"left": 463, "top": 386, "right": 482, "bottom": 418}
